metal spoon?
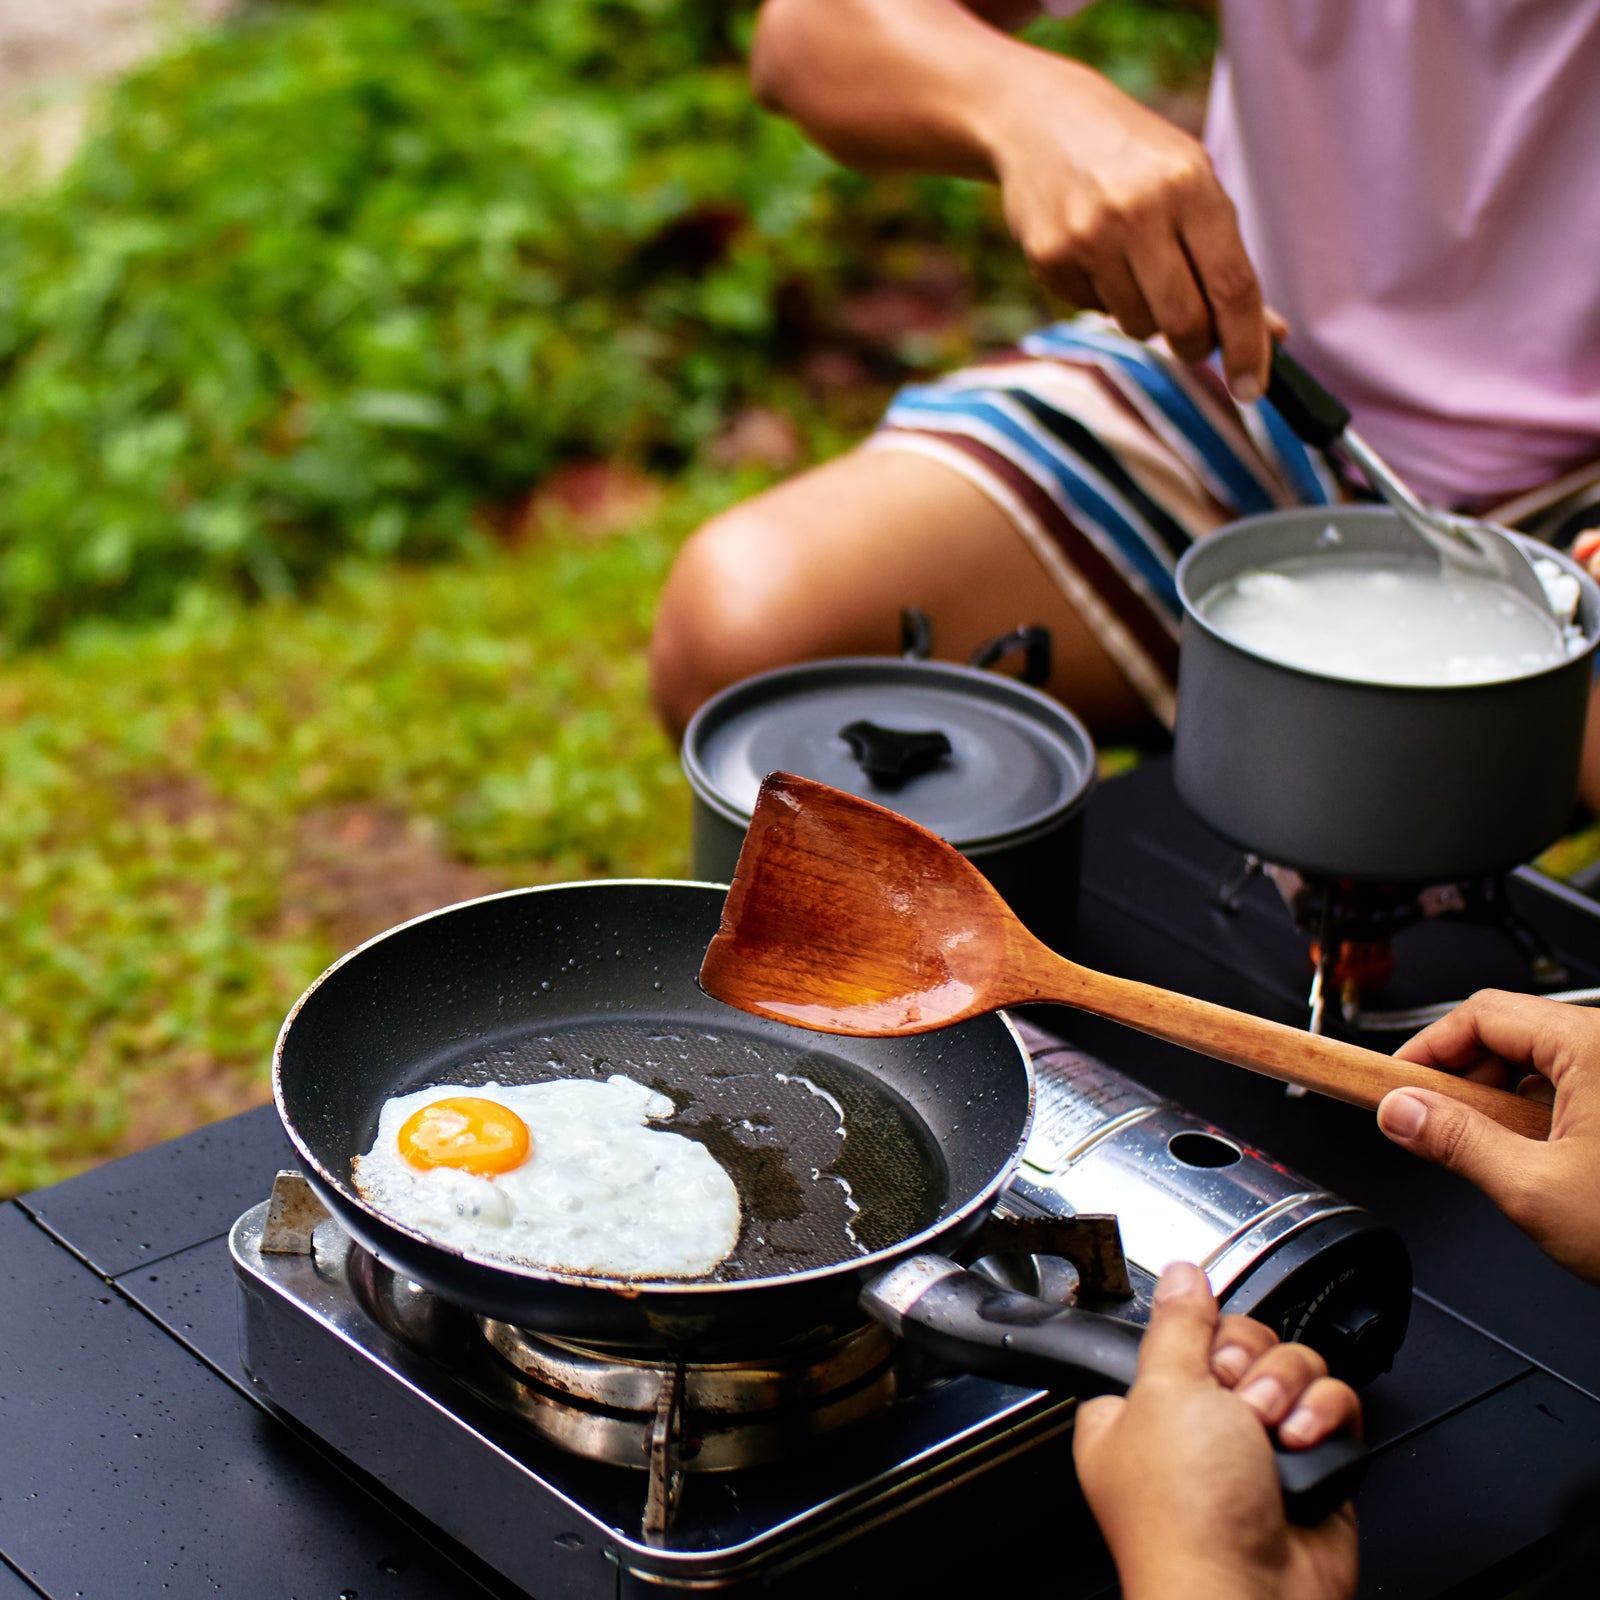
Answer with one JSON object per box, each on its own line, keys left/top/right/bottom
{"left": 1266, "top": 347, "right": 1555, "bottom": 614}
{"left": 699, "top": 772, "right": 1553, "bottom": 1140}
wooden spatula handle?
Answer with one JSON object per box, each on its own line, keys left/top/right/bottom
{"left": 1055, "top": 962, "right": 1552, "bottom": 1140}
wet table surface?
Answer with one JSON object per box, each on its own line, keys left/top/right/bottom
{"left": 5, "top": 757, "right": 1600, "bottom": 1598}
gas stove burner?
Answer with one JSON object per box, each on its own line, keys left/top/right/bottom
{"left": 1212, "top": 855, "right": 1570, "bottom": 1034}
{"left": 331, "top": 1220, "right": 904, "bottom": 1536}
{"left": 476, "top": 1318, "right": 900, "bottom": 1539}
{"left": 477, "top": 1318, "right": 899, "bottom": 1472}
{"left": 480, "top": 1319, "right": 897, "bottom": 1419}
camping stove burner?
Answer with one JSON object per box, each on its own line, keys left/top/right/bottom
{"left": 479, "top": 1318, "right": 897, "bottom": 1423}
{"left": 325, "top": 1209, "right": 903, "bottom": 1538}
{"left": 477, "top": 1319, "right": 898, "bottom": 1537}
{"left": 233, "top": 1031, "right": 1410, "bottom": 1595}
{"left": 1212, "top": 856, "right": 1570, "bottom": 1034}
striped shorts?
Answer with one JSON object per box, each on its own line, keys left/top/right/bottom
{"left": 863, "top": 315, "right": 1343, "bottom": 727}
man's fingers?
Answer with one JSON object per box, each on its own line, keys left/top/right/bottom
{"left": 1085, "top": 252, "right": 1159, "bottom": 342}
{"left": 1378, "top": 1087, "right": 1542, "bottom": 1216}
{"left": 1229, "top": 1341, "right": 1329, "bottom": 1427}
{"left": 1127, "top": 224, "right": 1215, "bottom": 364}
{"left": 1036, "top": 258, "right": 1101, "bottom": 315}
{"left": 1178, "top": 191, "right": 1267, "bottom": 400}
{"left": 1210, "top": 1313, "right": 1276, "bottom": 1387}
{"left": 1137, "top": 1262, "right": 1219, "bottom": 1381}
{"left": 1394, "top": 992, "right": 1515, "bottom": 1071}
{"left": 1278, "top": 1376, "right": 1363, "bottom": 1449}
{"left": 1395, "top": 989, "right": 1575, "bottom": 1091}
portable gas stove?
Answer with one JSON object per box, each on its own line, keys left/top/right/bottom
{"left": 231, "top": 1023, "right": 1409, "bottom": 1598}
{"left": 9, "top": 759, "right": 1600, "bottom": 1600}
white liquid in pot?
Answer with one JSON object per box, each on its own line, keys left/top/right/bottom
{"left": 1198, "top": 555, "right": 1582, "bottom": 687}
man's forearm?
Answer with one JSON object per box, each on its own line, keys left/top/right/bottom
{"left": 750, "top": 0, "right": 1087, "bottom": 181}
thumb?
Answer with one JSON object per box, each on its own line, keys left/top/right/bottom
{"left": 1378, "top": 1088, "right": 1539, "bottom": 1214}
{"left": 1135, "top": 1261, "right": 1219, "bottom": 1381}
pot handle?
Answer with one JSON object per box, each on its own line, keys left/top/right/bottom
{"left": 862, "top": 1256, "right": 1367, "bottom": 1527}
{"left": 1266, "top": 346, "right": 1351, "bottom": 451}
{"left": 968, "top": 625, "right": 1053, "bottom": 686}
{"left": 900, "top": 607, "right": 936, "bottom": 660}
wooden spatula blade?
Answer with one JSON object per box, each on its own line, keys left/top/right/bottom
{"left": 699, "top": 771, "right": 1024, "bottom": 1035}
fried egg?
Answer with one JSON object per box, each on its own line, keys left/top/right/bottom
{"left": 351, "top": 1075, "right": 742, "bottom": 1279}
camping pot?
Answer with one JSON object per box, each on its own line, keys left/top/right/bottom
{"left": 1173, "top": 506, "right": 1600, "bottom": 883}
{"left": 683, "top": 642, "right": 1097, "bottom": 952}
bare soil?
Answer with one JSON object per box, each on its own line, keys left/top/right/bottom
{"left": 280, "top": 804, "right": 514, "bottom": 953}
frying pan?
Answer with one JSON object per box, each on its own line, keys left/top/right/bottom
{"left": 274, "top": 880, "right": 1031, "bottom": 1351}
{"left": 274, "top": 880, "right": 1364, "bottom": 1520}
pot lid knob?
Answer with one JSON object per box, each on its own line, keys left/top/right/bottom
{"left": 839, "top": 719, "right": 952, "bottom": 790}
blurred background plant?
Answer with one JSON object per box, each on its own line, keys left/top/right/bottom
{"left": 0, "top": 0, "right": 1220, "bottom": 1191}
{"left": 0, "top": 0, "right": 1215, "bottom": 644}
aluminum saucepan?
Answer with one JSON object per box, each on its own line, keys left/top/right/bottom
{"left": 1174, "top": 506, "right": 1600, "bottom": 883}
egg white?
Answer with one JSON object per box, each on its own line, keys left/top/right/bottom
{"left": 351, "top": 1075, "right": 742, "bottom": 1279}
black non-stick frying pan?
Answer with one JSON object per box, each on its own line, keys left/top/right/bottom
{"left": 273, "top": 880, "right": 1363, "bottom": 1520}
{"left": 275, "top": 879, "right": 1032, "bottom": 1350}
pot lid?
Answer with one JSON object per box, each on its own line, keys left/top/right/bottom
{"left": 684, "top": 658, "right": 1096, "bottom": 846}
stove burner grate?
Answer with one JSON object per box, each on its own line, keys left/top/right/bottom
{"left": 1212, "top": 854, "right": 1571, "bottom": 1034}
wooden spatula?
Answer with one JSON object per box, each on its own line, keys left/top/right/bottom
{"left": 699, "top": 772, "right": 1552, "bottom": 1140}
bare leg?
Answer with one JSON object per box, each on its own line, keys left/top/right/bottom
{"left": 650, "top": 447, "right": 1157, "bottom": 740}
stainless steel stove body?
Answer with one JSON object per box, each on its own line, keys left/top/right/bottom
{"left": 232, "top": 1026, "right": 1410, "bottom": 1598}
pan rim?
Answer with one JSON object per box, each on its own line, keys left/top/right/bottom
{"left": 272, "top": 878, "right": 1037, "bottom": 1299}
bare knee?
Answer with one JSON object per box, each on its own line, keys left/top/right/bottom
{"left": 650, "top": 506, "right": 818, "bottom": 740}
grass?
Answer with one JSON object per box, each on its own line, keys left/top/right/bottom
{"left": 0, "top": 475, "right": 765, "bottom": 1195}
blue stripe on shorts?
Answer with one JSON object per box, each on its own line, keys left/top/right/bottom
{"left": 885, "top": 384, "right": 1184, "bottom": 612}
{"left": 880, "top": 318, "right": 1343, "bottom": 631}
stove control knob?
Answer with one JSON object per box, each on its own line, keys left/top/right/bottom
{"left": 1312, "top": 1301, "right": 1398, "bottom": 1389}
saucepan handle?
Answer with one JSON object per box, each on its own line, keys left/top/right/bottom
{"left": 862, "top": 1257, "right": 1366, "bottom": 1528}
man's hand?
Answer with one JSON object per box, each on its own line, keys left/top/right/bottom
{"left": 752, "top": 1, "right": 1276, "bottom": 398}
{"left": 985, "top": 61, "right": 1279, "bottom": 401}
{"left": 1074, "top": 1262, "right": 1360, "bottom": 1600}
{"left": 1381, "top": 990, "right": 1600, "bottom": 1283}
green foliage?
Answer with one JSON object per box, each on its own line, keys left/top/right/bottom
{"left": 0, "top": 1, "right": 906, "bottom": 639}
{"left": 0, "top": 477, "right": 759, "bottom": 1194}
{"left": 1025, "top": 1, "right": 1217, "bottom": 102}
{"left": 0, "top": 0, "right": 1212, "bottom": 645}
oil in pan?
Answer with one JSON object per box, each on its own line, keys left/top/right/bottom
{"left": 403, "top": 1017, "right": 950, "bottom": 1281}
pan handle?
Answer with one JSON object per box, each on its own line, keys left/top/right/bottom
{"left": 862, "top": 1257, "right": 1366, "bottom": 1527}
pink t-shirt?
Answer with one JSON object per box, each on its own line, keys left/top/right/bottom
{"left": 1206, "top": 0, "right": 1600, "bottom": 506}
{"left": 1051, "top": 1, "right": 1600, "bottom": 505}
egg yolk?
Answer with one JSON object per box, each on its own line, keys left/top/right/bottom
{"left": 397, "top": 1097, "right": 532, "bottom": 1176}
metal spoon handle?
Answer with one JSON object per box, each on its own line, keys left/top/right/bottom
{"left": 1265, "top": 347, "right": 1549, "bottom": 601}
{"left": 1268, "top": 349, "right": 1442, "bottom": 532}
